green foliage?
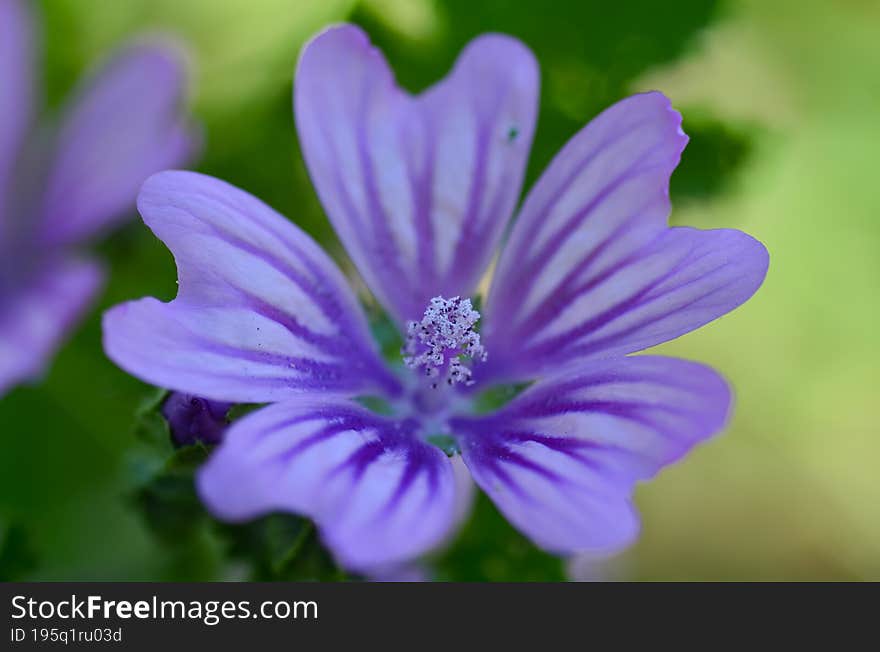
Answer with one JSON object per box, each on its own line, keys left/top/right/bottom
{"left": 672, "top": 116, "right": 754, "bottom": 202}
{"left": 354, "top": 0, "right": 723, "bottom": 189}
{"left": 127, "top": 390, "right": 345, "bottom": 580}
{"left": 131, "top": 444, "right": 211, "bottom": 544}
{"left": 132, "top": 388, "right": 172, "bottom": 453}
{"left": 219, "top": 515, "right": 345, "bottom": 581}
{"left": 225, "top": 403, "right": 264, "bottom": 422}
{"left": 0, "top": 523, "right": 39, "bottom": 581}
{"left": 435, "top": 494, "right": 566, "bottom": 581}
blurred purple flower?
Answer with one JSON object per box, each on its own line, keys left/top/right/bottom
{"left": 103, "top": 24, "right": 768, "bottom": 572}
{"left": 0, "top": 0, "right": 196, "bottom": 396}
{"left": 161, "top": 392, "right": 232, "bottom": 447}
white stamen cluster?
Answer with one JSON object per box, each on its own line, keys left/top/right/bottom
{"left": 403, "top": 296, "right": 487, "bottom": 389}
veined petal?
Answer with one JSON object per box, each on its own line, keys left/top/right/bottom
{"left": 198, "top": 397, "right": 468, "bottom": 571}
{"left": 451, "top": 356, "right": 730, "bottom": 554}
{"left": 0, "top": 257, "right": 102, "bottom": 396}
{"left": 482, "top": 92, "right": 768, "bottom": 384}
{"left": 0, "top": 0, "right": 36, "bottom": 238}
{"left": 295, "top": 24, "right": 538, "bottom": 324}
{"left": 102, "top": 171, "right": 400, "bottom": 402}
{"left": 37, "top": 41, "right": 197, "bottom": 246}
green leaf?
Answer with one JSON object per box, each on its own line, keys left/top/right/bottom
{"left": 132, "top": 387, "right": 173, "bottom": 455}
{"left": 435, "top": 493, "right": 565, "bottom": 581}
{"left": 126, "top": 389, "right": 338, "bottom": 579}
{"left": 131, "top": 444, "right": 211, "bottom": 544}
{"left": 219, "top": 514, "right": 345, "bottom": 581}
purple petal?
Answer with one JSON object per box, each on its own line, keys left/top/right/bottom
{"left": 102, "top": 171, "right": 400, "bottom": 402}
{"left": 198, "top": 397, "right": 468, "bottom": 571}
{"left": 295, "top": 24, "right": 538, "bottom": 324}
{"left": 37, "top": 41, "right": 197, "bottom": 246}
{"left": 451, "top": 356, "right": 730, "bottom": 554}
{"left": 481, "top": 93, "right": 768, "bottom": 384}
{"left": 0, "top": 257, "right": 102, "bottom": 395}
{"left": 0, "top": 0, "right": 36, "bottom": 238}
{"left": 161, "top": 392, "right": 232, "bottom": 447}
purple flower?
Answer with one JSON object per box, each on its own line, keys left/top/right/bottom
{"left": 161, "top": 392, "right": 232, "bottom": 447}
{"left": 102, "top": 24, "right": 768, "bottom": 572}
{"left": 0, "top": 0, "right": 196, "bottom": 396}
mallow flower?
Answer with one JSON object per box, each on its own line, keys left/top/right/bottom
{"left": 103, "top": 25, "right": 769, "bottom": 572}
{"left": 0, "top": 0, "right": 196, "bottom": 396}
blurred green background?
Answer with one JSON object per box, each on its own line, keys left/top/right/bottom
{"left": 1, "top": 0, "right": 878, "bottom": 581}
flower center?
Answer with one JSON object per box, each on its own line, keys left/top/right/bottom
{"left": 402, "top": 296, "right": 487, "bottom": 390}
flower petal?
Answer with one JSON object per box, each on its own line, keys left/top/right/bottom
{"left": 0, "top": 0, "right": 36, "bottom": 237}
{"left": 0, "top": 257, "right": 102, "bottom": 395}
{"left": 198, "top": 397, "right": 466, "bottom": 571}
{"left": 451, "top": 356, "right": 730, "bottom": 554}
{"left": 481, "top": 92, "right": 768, "bottom": 384}
{"left": 295, "top": 24, "right": 538, "bottom": 324}
{"left": 102, "top": 171, "right": 400, "bottom": 402}
{"left": 37, "top": 41, "right": 197, "bottom": 246}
